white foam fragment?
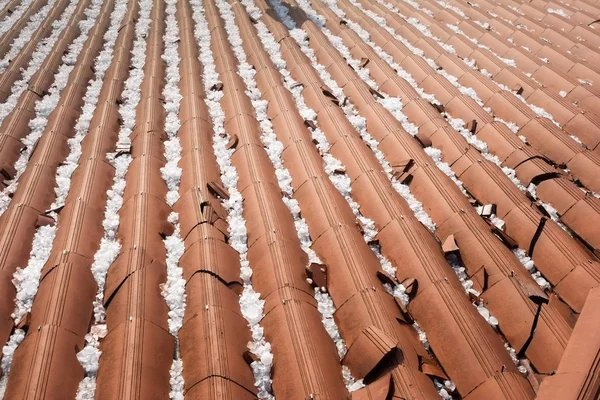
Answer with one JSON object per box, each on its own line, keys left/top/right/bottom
{"left": 559, "top": 90, "right": 567, "bottom": 97}
{"left": 474, "top": 20, "right": 490, "bottom": 30}
{"left": 504, "top": 342, "right": 528, "bottom": 374}
{"left": 75, "top": 0, "right": 153, "bottom": 396}
{"left": 342, "top": 365, "right": 365, "bottom": 391}
{"left": 507, "top": 5, "right": 525, "bottom": 15}
{"left": 0, "top": 329, "right": 25, "bottom": 398}
{"left": 160, "top": 0, "right": 185, "bottom": 397}
{"left": 435, "top": 379, "right": 456, "bottom": 400}
{"left": 188, "top": 0, "right": 273, "bottom": 396}
{"left": 548, "top": 8, "right": 570, "bottom": 18}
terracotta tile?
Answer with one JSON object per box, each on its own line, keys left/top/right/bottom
{"left": 2, "top": 0, "right": 600, "bottom": 396}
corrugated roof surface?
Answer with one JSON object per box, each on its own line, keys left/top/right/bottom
{"left": 0, "top": 0, "right": 598, "bottom": 397}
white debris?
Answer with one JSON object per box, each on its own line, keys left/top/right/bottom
{"left": 507, "top": 5, "right": 525, "bottom": 16}
{"left": 0, "top": 329, "right": 25, "bottom": 398}
{"left": 160, "top": 0, "right": 185, "bottom": 397}
{"left": 474, "top": 20, "right": 490, "bottom": 30}
{"left": 547, "top": 8, "right": 570, "bottom": 18}
{"left": 488, "top": 215, "right": 551, "bottom": 290}
{"left": 435, "top": 379, "right": 456, "bottom": 400}
{"left": 504, "top": 342, "right": 528, "bottom": 374}
{"left": 342, "top": 365, "right": 365, "bottom": 391}
{"left": 169, "top": 359, "right": 184, "bottom": 400}
{"left": 559, "top": 91, "right": 567, "bottom": 97}
{"left": 577, "top": 78, "right": 593, "bottom": 86}
{"left": 189, "top": 0, "right": 273, "bottom": 396}
{"left": 76, "top": 0, "right": 154, "bottom": 396}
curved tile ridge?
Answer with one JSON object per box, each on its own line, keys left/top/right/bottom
{"left": 0, "top": 0, "right": 37, "bottom": 43}
{"left": 331, "top": 0, "right": 600, "bottom": 315}
{"left": 0, "top": 0, "right": 110, "bottom": 351}
{"left": 93, "top": 0, "right": 176, "bottom": 397}
{"left": 0, "top": 1, "right": 121, "bottom": 398}
{"left": 241, "top": 0, "right": 453, "bottom": 397}
{"left": 342, "top": 0, "right": 582, "bottom": 235}
{"left": 235, "top": 0, "right": 354, "bottom": 383}
{"left": 0, "top": 0, "right": 56, "bottom": 75}
{"left": 189, "top": 0, "right": 274, "bottom": 396}
{"left": 159, "top": 0, "right": 186, "bottom": 396}
{"left": 65, "top": 0, "right": 147, "bottom": 396}
{"left": 263, "top": 0, "right": 535, "bottom": 398}
{"left": 0, "top": 0, "right": 81, "bottom": 214}
{"left": 0, "top": 0, "right": 129, "bottom": 379}
{"left": 305, "top": 0, "right": 575, "bottom": 380}
{"left": 0, "top": 0, "right": 23, "bottom": 22}
{"left": 0, "top": 0, "right": 112, "bottom": 395}
{"left": 174, "top": 0, "right": 257, "bottom": 397}
{"left": 211, "top": 0, "right": 350, "bottom": 397}
{"left": 0, "top": 0, "right": 49, "bottom": 63}
{"left": 427, "top": 0, "right": 600, "bottom": 156}
{"left": 315, "top": 0, "right": 549, "bottom": 292}
{"left": 0, "top": 0, "right": 109, "bottom": 217}
{"left": 298, "top": 0, "right": 571, "bottom": 376}
{"left": 0, "top": 0, "right": 98, "bottom": 377}
{"left": 0, "top": 0, "right": 67, "bottom": 106}
{"left": 536, "top": 286, "right": 600, "bottom": 400}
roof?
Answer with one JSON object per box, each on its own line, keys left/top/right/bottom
{"left": 0, "top": 0, "right": 599, "bottom": 397}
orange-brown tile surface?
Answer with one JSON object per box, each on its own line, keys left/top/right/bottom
{"left": 0, "top": 0, "right": 598, "bottom": 398}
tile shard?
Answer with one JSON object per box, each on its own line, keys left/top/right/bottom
{"left": 342, "top": 326, "right": 398, "bottom": 381}
{"left": 351, "top": 372, "right": 393, "bottom": 400}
